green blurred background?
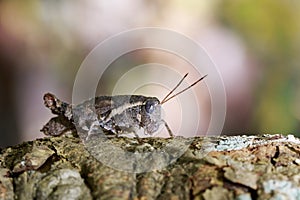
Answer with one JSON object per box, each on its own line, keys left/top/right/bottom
{"left": 0, "top": 0, "right": 299, "bottom": 147}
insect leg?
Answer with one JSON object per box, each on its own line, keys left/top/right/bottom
{"left": 41, "top": 116, "right": 74, "bottom": 136}
{"left": 43, "top": 93, "right": 72, "bottom": 118}
{"left": 162, "top": 120, "right": 174, "bottom": 138}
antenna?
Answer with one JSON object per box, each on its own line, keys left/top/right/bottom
{"left": 160, "top": 73, "right": 188, "bottom": 104}
{"left": 161, "top": 74, "right": 207, "bottom": 104}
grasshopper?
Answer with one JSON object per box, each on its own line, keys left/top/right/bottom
{"left": 41, "top": 73, "right": 207, "bottom": 138}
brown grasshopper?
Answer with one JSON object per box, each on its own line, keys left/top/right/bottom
{"left": 41, "top": 73, "right": 207, "bottom": 138}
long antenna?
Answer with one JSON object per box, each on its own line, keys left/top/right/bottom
{"left": 161, "top": 73, "right": 188, "bottom": 104}
{"left": 161, "top": 74, "right": 207, "bottom": 104}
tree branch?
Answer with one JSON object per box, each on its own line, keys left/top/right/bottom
{"left": 1, "top": 133, "right": 300, "bottom": 199}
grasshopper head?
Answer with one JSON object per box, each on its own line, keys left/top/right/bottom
{"left": 141, "top": 97, "right": 162, "bottom": 135}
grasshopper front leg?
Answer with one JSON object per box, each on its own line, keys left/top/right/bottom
{"left": 162, "top": 120, "right": 174, "bottom": 138}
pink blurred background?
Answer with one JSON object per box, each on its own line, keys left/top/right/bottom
{"left": 1, "top": 1, "right": 299, "bottom": 147}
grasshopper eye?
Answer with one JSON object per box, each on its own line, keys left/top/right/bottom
{"left": 145, "top": 100, "right": 156, "bottom": 114}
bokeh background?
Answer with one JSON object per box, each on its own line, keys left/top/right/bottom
{"left": 1, "top": 0, "right": 300, "bottom": 148}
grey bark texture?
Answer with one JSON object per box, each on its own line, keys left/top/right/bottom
{"left": 1, "top": 133, "right": 300, "bottom": 200}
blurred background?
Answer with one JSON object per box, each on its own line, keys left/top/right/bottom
{"left": 1, "top": 0, "right": 300, "bottom": 148}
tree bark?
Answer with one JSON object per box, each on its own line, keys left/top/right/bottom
{"left": 1, "top": 133, "right": 300, "bottom": 200}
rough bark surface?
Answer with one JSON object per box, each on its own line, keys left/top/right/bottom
{"left": 1, "top": 133, "right": 300, "bottom": 200}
